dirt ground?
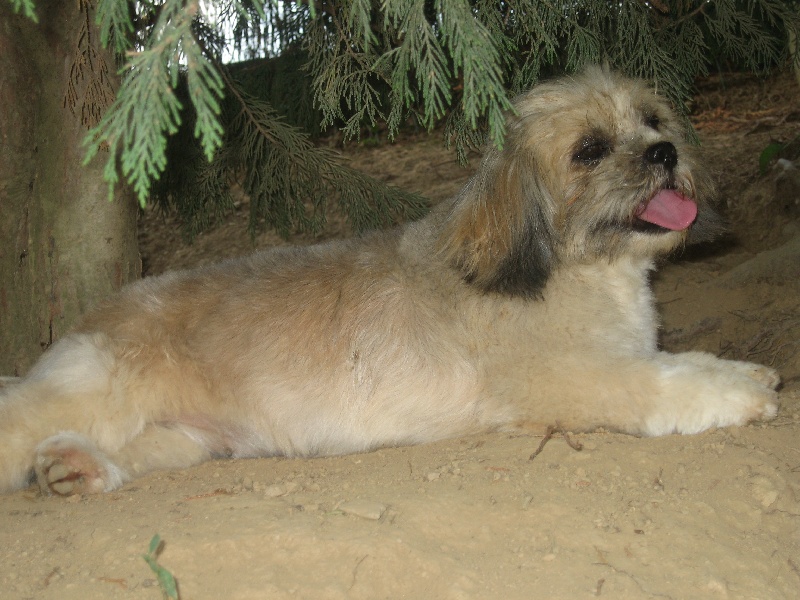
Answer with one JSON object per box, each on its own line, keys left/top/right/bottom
{"left": 2, "top": 72, "right": 799, "bottom": 600}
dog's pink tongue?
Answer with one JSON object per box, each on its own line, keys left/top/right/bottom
{"left": 637, "top": 190, "right": 698, "bottom": 230}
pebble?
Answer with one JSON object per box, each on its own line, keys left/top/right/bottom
{"left": 263, "top": 484, "right": 288, "bottom": 498}
{"left": 706, "top": 577, "right": 729, "bottom": 593}
{"left": 750, "top": 476, "right": 780, "bottom": 508}
{"left": 338, "top": 500, "right": 386, "bottom": 520}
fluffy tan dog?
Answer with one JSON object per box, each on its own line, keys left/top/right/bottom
{"left": 0, "top": 68, "right": 780, "bottom": 496}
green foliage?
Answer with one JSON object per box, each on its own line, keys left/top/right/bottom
{"left": 152, "top": 80, "right": 428, "bottom": 238}
{"left": 760, "top": 141, "right": 786, "bottom": 174}
{"left": 439, "top": 1, "right": 508, "bottom": 146}
{"left": 759, "top": 135, "right": 800, "bottom": 174}
{"left": 305, "top": 15, "right": 386, "bottom": 141}
{"left": 8, "top": 0, "right": 37, "bottom": 22}
{"left": 142, "top": 534, "right": 179, "bottom": 600}
{"left": 299, "top": 0, "right": 799, "bottom": 163}
{"left": 225, "top": 91, "right": 425, "bottom": 236}
{"left": 85, "top": 0, "right": 225, "bottom": 207}
{"left": 11, "top": 0, "right": 800, "bottom": 236}
{"left": 94, "top": 0, "right": 133, "bottom": 53}
{"left": 232, "top": 50, "right": 321, "bottom": 135}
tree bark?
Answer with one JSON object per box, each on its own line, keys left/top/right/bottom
{"left": 0, "top": 2, "right": 140, "bottom": 376}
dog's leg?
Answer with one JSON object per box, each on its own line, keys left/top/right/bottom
{"left": 34, "top": 425, "right": 211, "bottom": 496}
{"left": 676, "top": 351, "right": 781, "bottom": 388}
{"left": 0, "top": 384, "right": 118, "bottom": 494}
{"left": 0, "top": 382, "right": 124, "bottom": 493}
{"left": 642, "top": 351, "right": 780, "bottom": 436}
{"left": 0, "top": 333, "right": 161, "bottom": 493}
{"left": 497, "top": 351, "right": 778, "bottom": 437}
{"left": 34, "top": 432, "right": 129, "bottom": 495}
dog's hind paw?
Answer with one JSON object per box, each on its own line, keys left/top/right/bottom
{"left": 34, "top": 433, "right": 126, "bottom": 496}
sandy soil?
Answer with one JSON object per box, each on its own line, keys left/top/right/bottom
{"left": 1, "top": 72, "right": 799, "bottom": 600}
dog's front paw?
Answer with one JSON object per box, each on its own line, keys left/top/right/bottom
{"left": 730, "top": 361, "right": 781, "bottom": 390}
{"left": 714, "top": 381, "right": 779, "bottom": 425}
{"left": 644, "top": 354, "right": 780, "bottom": 436}
{"left": 34, "top": 433, "right": 126, "bottom": 496}
{"left": 679, "top": 351, "right": 781, "bottom": 390}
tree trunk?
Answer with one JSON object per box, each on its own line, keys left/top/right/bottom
{"left": 0, "top": 2, "right": 140, "bottom": 376}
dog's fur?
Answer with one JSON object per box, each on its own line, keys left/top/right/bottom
{"left": 0, "top": 68, "right": 779, "bottom": 496}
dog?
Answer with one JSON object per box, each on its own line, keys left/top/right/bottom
{"left": 0, "top": 67, "right": 780, "bottom": 496}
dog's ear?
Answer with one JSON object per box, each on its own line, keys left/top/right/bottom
{"left": 686, "top": 170, "right": 726, "bottom": 244}
{"left": 687, "top": 201, "right": 726, "bottom": 244}
{"left": 437, "top": 145, "right": 557, "bottom": 299}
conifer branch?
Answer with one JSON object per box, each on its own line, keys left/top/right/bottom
{"left": 15, "top": 0, "right": 798, "bottom": 236}
{"left": 220, "top": 75, "right": 428, "bottom": 235}
{"left": 8, "top": 0, "right": 37, "bottom": 22}
{"left": 85, "top": 0, "right": 224, "bottom": 207}
{"left": 95, "top": 0, "right": 134, "bottom": 53}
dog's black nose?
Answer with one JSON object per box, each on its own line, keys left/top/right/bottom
{"left": 644, "top": 141, "right": 677, "bottom": 170}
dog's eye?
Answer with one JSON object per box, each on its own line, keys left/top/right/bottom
{"left": 644, "top": 114, "right": 660, "bottom": 130}
{"left": 573, "top": 138, "right": 611, "bottom": 166}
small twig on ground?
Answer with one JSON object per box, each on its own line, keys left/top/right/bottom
{"left": 98, "top": 577, "right": 128, "bottom": 590}
{"left": 529, "top": 424, "right": 583, "bottom": 460}
{"left": 788, "top": 558, "right": 800, "bottom": 579}
{"left": 183, "top": 488, "right": 233, "bottom": 501}
{"left": 595, "top": 577, "right": 606, "bottom": 596}
{"left": 562, "top": 430, "right": 584, "bottom": 452}
{"left": 529, "top": 426, "right": 555, "bottom": 459}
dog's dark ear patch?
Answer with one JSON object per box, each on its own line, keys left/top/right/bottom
{"left": 685, "top": 169, "right": 725, "bottom": 244}
{"left": 438, "top": 148, "right": 557, "bottom": 299}
{"left": 687, "top": 202, "right": 726, "bottom": 244}
{"left": 476, "top": 204, "right": 555, "bottom": 298}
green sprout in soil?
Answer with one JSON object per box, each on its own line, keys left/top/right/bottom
{"left": 142, "top": 534, "right": 179, "bottom": 599}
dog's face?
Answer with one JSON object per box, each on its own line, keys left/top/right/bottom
{"left": 517, "top": 68, "right": 718, "bottom": 260}
{"left": 439, "top": 67, "right": 722, "bottom": 298}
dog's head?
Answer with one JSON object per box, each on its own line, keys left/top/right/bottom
{"left": 438, "top": 67, "right": 722, "bottom": 298}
